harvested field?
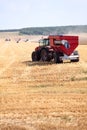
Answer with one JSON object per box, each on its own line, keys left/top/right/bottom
{"left": 0, "top": 33, "right": 87, "bottom": 130}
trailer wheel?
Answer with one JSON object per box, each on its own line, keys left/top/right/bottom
{"left": 71, "top": 59, "right": 79, "bottom": 62}
{"left": 32, "top": 51, "right": 40, "bottom": 61}
{"left": 40, "top": 49, "right": 49, "bottom": 61}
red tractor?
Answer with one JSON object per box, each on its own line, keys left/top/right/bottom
{"left": 32, "top": 35, "right": 79, "bottom": 63}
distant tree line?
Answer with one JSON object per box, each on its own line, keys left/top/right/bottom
{"left": 19, "top": 25, "right": 87, "bottom": 35}
{"left": 0, "top": 25, "right": 87, "bottom": 35}
{"left": 0, "top": 29, "right": 19, "bottom": 32}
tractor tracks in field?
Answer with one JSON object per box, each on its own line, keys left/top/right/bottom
{"left": 11, "top": 64, "right": 32, "bottom": 85}
{"left": 0, "top": 43, "right": 16, "bottom": 77}
{"left": 0, "top": 114, "right": 36, "bottom": 130}
{"left": 0, "top": 56, "right": 16, "bottom": 76}
{"left": 0, "top": 42, "right": 32, "bottom": 84}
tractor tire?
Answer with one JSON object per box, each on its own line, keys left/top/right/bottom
{"left": 36, "top": 51, "right": 41, "bottom": 61}
{"left": 53, "top": 52, "right": 58, "bottom": 63}
{"left": 32, "top": 51, "right": 40, "bottom": 61}
{"left": 53, "top": 52, "right": 63, "bottom": 63}
{"left": 32, "top": 51, "right": 37, "bottom": 61}
{"left": 40, "top": 49, "right": 49, "bottom": 61}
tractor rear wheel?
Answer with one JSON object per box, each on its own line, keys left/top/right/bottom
{"left": 40, "top": 49, "right": 49, "bottom": 61}
{"left": 53, "top": 52, "right": 58, "bottom": 63}
{"left": 53, "top": 52, "right": 63, "bottom": 63}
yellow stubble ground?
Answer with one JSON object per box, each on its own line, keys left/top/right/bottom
{"left": 0, "top": 33, "right": 87, "bottom": 130}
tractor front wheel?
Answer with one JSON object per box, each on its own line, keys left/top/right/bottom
{"left": 32, "top": 51, "right": 37, "bottom": 61}
{"left": 32, "top": 51, "right": 40, "bottom": 61}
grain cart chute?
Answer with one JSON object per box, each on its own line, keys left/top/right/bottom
{"left": 32, "top": 35, "right": 79, "bottom": 63}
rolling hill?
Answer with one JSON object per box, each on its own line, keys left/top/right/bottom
{"left": 0, "top": 25, "right": 87, "bottom": 35}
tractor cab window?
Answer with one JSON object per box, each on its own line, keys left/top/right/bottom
{"left": 39, "top": 39, "right": 49, "bottom": 46}
{"left": 54, "top": 39, "right": 62, "bottom": 45}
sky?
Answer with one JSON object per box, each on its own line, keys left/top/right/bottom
{"left": 0, "top": 0, "right": 87, "bottom": 29}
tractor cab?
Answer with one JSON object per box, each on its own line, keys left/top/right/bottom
{"left": 39, "top": 38, "right": 49, "bottom": 46}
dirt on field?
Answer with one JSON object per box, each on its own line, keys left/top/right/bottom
{"left": 0, "top": 33, "right": 87, "bottom": 130}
